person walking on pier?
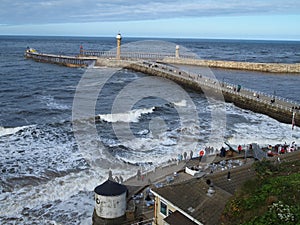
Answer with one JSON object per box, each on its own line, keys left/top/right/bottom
{"left": 199, "top": 149, "right": 205, "bottom": 162}
{"left": 220, "top": 146, "right": 226, "bottom": 157}
{"left": 190, "top": 150, "right": 194, "bottom": 160}
{"left": 183, "top": 151, "right": 188, "bottom": 161}
{"left": 238, "top": 145, "right": 242, "bottom": 154}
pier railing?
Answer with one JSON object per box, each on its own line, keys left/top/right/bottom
{"left": 129, "top": 62, "right": 300, "bottom": 126}
{"left": 25, "top": 51, "right": 97, "bottom": 67}
{"left": 81, "top": 50, "right": 196, "bottom": 60}
{"left": 185, "top": 70, "right": 299, "bottom": 112}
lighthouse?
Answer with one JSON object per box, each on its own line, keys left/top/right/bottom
{"left": 175, "top": 45, "right": 180, "bottom": 58}
{"left": 116, "top": 33, "right": 122, "bottom": 60}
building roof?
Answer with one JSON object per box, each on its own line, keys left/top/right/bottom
{"left": 164, "top": 211, "right": 197, "bottom": 225}
{"left": 152, "top": 163, "right": 256, "bottom": 225}
{"left": 206, "top": 163, "right": 255, "bottom": 195}
{"left": 94, "top": 179, "right": 127, "bottom": 196}
{"left": 152, "top": 178, "right": 231, "bottom": 225}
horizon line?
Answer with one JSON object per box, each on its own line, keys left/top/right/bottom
{"left": 1, "top": 34, "right": 300, "bottom": 42}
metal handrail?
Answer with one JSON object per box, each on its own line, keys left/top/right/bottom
{"left": 135, "top": 61, "right": 299, "bottom": 112}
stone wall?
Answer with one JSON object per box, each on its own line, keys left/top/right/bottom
{"left": 125, "top": 63, "right": 300, "bottom": 127}
{"left": 162, "top": 58, "right": 300, "bottom": 73}
{"left": 95, "top": 58, "right": 138, "bottom": 68}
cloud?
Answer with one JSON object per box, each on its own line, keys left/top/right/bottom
{"left": 1, "top": 0, "right": 300, "bottom": 25}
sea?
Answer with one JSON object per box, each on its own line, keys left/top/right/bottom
{"left": 0, "top": 36, "right": 300, "bottom": 225}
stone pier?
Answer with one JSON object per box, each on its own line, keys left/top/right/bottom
{"left": 125, "top": 62, "right": 300, "bottom": 127}
{"left": 162, "top": 58, "right": 300, "bottom": 73}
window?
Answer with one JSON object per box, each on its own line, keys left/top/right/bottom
{"left": 160, "top": 201, "right": 167, "bottom": 216}
{"left": 168, "top": 209, "right": 173, "bottom": 216}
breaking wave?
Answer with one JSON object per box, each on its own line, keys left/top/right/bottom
{"left": 173, "top": 99, "right": 187, "bottom": 107}
{"left": 38, "top": 95, "right": 70, "bottom": 110}
{"left": 96, "top": 107, "right": 155, "bottom": 123}
{"left": 0, "top": 125, "right": 33, "bottom": 137}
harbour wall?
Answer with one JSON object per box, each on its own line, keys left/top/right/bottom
{"left": 95, "top": 58, "right": 133, "bottom": 67}
{"left": 124, "top": 63, "right": 300, "bottom": 127}
{"left": 162, "top": 58, "right": 300, "bottom": 73}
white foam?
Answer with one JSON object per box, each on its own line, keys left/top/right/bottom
{"left": 0, "top": 124, "right": 90, "bottom": 181}
{"left": 97, "top": 107, "right": 155, "bottom": 123}
{"left": 0, "top": 164, "right": 138, "bottom": 222}
{"left": 110, "top": 124, "right": 201, "bottom": 168}
{"left": 0, "top": 125, "right": 32, "bottom": 137}
{"left": 38, "top": 95, "right": 70, "bottom": 110}
{"left": 173, "top": 99, "right": 187, "bottom": 107}
{"left": 136, "top": 129, "right": 150, "bottom": 135}
{"left": 225, "top": 104, "right": 300, "bottom": 147}
{"left": 0, "top": 170, "right": 103, "bottom": 217}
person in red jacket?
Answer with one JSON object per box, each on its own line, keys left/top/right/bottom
{"left": 199, "top": 150, "right": 205, "bottom": 162}
{"left": 238, "top": 145, "right": 242, "bottom": 154}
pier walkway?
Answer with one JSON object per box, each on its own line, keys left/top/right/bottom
{"left": 83, "top": 49, "right": 300, "bottom": 73}
{"left": 25, "top": 50, "right": 97, "bottom": 68}
{"left": 125, "top": 61, "right": 300, "bottom": 126}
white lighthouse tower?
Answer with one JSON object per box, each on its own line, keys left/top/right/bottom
{"left": 116, "top": 33, "right": 122, "bottom": 60}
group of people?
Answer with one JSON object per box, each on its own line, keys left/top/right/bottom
{"left": 177, "top": 141, "right": 297, "bottom": 163}
{"left": 177, "top": 150, "right": 194, "bottom": 163}
{"left": 175, "top": 146, "right": 217, "bottom": 163}
{"left": 267, "top": 142, "right": 298, "bottom": 156}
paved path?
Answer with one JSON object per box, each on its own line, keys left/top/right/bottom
{"left": 173, "top": 63, "right": 299, "bottom": 110}
{"left": 124, "top": 155, "right": 220, "bottom": 189}
{"left": 145, "top": 62, "right": 299, "bottom": 111}
{"left": 124, "top": 160, "right": 187, "bottom": 187}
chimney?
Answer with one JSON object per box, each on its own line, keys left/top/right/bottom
{"left": 206, "top": 179, "right": 215, "bottom": 196}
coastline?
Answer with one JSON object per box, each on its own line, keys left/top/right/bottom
{"left": 122, "top": 141, "right": 300, "bottom": 195}
{"left": 119, "top": 148, "right": 300, "bottom": 224}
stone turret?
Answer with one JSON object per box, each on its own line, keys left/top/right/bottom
{"left": 93, "top": 178, "right": 128, "bottom": 225}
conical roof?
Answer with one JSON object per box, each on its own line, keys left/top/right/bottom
{"left": 94, "top": 179, "right": 127, "bottom": 196}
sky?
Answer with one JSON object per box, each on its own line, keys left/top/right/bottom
{"left": 1, "top": 0, "right": 300, "bottom": 40}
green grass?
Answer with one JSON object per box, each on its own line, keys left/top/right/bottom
{"left": 221, "top": 159, "right": 300, "bottom": 225}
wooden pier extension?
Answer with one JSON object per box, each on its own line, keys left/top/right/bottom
{"left": 25, "top": 51, "right": 97, "bottom": 68}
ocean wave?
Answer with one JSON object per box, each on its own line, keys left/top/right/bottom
{"left": 173, "top": 99, "right": 187, "bottom": 107}
{"left": 96, "top": 107, "right": 155, "bottom": 123}
{"left": 224, "top": 103, "right": 300, "bottom": 147}
{"left": 38, "top": 95, "right": 70, "bottom": 110}
{"left": 0, "top": 125, "right": 33, "bottom": 137}
{"left": 0, "top": 122, "right": 91, "bottom": 189}
{"left": 0, "top": 170, "right": 102, "bottom": 218}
